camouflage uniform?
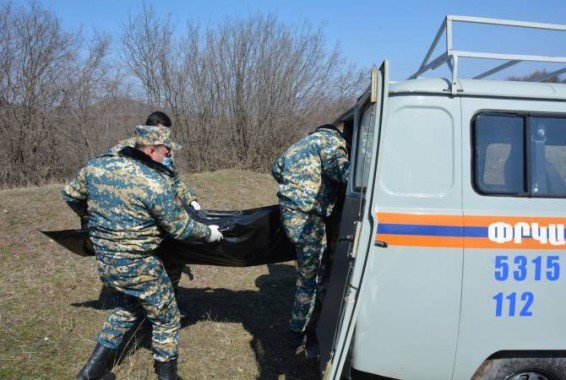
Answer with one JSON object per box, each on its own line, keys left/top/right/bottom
{"left": 102, "top": 136, "right": 197, "bottom": 289}
{"left": 63, "top": 125, "right": 210, "bottom": 362}
{"left": 103, "top": 137, "right": 198, "bottom": 207}
{"left": 272, "top": 125, "right": 350, "bottom": 333}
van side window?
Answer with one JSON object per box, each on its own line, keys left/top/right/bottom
{"left": 353, "top": 104, "right": 376, "bottom": 192}
{"left": 473, "top": 113, "right": 566, "bottom": 197}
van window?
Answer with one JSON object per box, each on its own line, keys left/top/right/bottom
{"left": 353, "top": 104, "right": 376, "bottom": 191}
{"left": 473, "top": 113, "right": 566, "bottom": 197}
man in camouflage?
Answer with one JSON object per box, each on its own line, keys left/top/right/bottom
{"left": 99, "top": 111, "right": 199, "bottom": 311}
{"left": 271, "top": 123, "right": 350, "bottom": 352}
{"left": 63, "top": 125, "right": 223, "bottom": 380}
{"left": 101, "top": 112, "right": 201, "bottom": 213}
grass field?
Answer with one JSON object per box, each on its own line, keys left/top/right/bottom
{"left": 0, "top": 170, "right": 320, "bottom": 379}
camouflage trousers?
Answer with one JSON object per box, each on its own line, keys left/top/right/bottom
{"left": 95, "top": 253, "right": 181, "bottom": 362}
{"left": 280, "top": 207, "right": 327, "bottom": 333}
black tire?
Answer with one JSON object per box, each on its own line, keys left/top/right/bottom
{"left": 473, "top": 357, "right": 566, "bottom": 380}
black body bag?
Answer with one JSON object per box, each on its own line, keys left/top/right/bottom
{"left": 42, "top": 205, "right": 295, "bottom": 267}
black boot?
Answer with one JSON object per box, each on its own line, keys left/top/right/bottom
{"left": 304, "top": 329, "right": 320, "bottom": 360}
{"left": 76, "top": 343, "right": 115, "bottom": 380}
{"left": 287, "top": 330, "right": 305, "bottom": 354}
{"left": 154, "top": 358, "right": 178, "bottom": 380}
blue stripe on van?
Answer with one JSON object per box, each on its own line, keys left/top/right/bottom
{"left": 377, "top": 224, "right": 488, "bottom": 238}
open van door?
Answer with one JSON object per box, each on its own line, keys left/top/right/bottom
{"left": 317, "top": 61, "right": 389, "bottom": 379}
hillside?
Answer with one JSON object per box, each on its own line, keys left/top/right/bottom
{"left": 0, "top": 170, "right": 320, "bottom": 379}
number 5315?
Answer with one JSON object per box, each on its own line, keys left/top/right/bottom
{"left": 494, "top": 255, "right": 560, "bottom": 282}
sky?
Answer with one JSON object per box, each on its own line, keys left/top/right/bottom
{"left": 13, "top": 0, "right": 566, "bottom": 81}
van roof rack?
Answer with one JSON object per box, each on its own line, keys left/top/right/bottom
{"left": 408, "top": 15, "right": 566, "bottom": 91}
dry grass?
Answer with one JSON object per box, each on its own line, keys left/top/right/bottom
{"left": 0, "top": 170, "right": 320, "bottom": 379}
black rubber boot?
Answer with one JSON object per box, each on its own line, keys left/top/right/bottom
{"left": 304, "top": 329, "right": 320, "bottom": 360}
{"left": 287, "top": 330, "right": 306, "bottom": 356}
{"left": 154, "top": 359, "right": 179, "bottom": 380}
{"left": 76, "top": 343, "right": 115, "bottom": 380}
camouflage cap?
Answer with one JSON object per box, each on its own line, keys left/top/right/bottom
{"left": 135, "top": 125, "right": 181, "bottom": 150}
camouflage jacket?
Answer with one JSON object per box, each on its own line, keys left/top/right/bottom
{"left": 271, "top": 125, "right": 350, "bottom": 217}
{"left": 103, "top": 137, "right": 198, "bottom": 206}
{"left": 62, "top": 147, "right": 210, "bottom": 257}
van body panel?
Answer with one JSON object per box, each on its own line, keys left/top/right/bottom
{"left": 346, "top": 89, "right": 463, "bottom": 379}
{"left": 351, "top": 246, "right": 463, "bottom": 379}
{"left": 451, "top": 96, "right": 566, "bottom": 379}
{"left": 380, "top": 101, "right": 457, "bottom": 198}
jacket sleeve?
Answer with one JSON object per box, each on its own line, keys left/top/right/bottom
{"left": 322, "top": 139, "right": 350, "bottom": 184}
{"left": 167, "top": 156, "right": 198, "bottom": 205}
{"left": 148, "top": 185, "right": 210, "bottom": 241}
{"left": 62, "top": 166, "right": 89, "bottom": 218}
{"left": 271, "top": 155, "right": 284, "bottom": 182}
{"left": 173, "top": 175, "right": 198, "bottom": 205}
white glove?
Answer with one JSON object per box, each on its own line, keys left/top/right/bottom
{"left": 206, "top": 225, "right": 223, "bottom": 242}
{"left": 190, "top": 201, "right": 201, "bottom": 211}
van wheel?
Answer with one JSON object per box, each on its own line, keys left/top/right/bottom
{"left": 473, "top": 357, "right": 566, "bottom": 380}
{"left": 505, "top": 370, "right": 559, "bottom": 380}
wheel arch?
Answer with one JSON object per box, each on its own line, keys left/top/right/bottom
{"left": 472, "top": 350, "right": 566, "bottom": 380}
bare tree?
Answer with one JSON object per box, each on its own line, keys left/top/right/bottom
{"left": 120, "top": 8, "right": 366, "bottom": 172}
{"left": 120, "top": 3, "right": 176, "bottom": 107}
{"left": 0, "top": 2, "right": 366, "bottom": 188}
{"left": 0, "top": 0, "right": 126, "bottom": 188}
{"left": 56, "top": 33, "right": 132, "bottom": 161}
{"left": 0, "top": 0, "right": 80, "bottom": 185}
{"left": 508, "top": 69, "right": 564, "bottom": 83}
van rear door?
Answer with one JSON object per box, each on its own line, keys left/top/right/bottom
{"left": 317, "top": 61, "right": 389, "bottom": 379}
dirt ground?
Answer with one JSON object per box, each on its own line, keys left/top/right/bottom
{"left": 0, "top": 170, "right": 321, "bottom": 379}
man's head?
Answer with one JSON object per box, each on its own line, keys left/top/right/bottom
{"left": 135, "top": 125, "right": 180, "bottom": 164}
{"left": 146, "top": 111, "right": 172, "bottom": 128}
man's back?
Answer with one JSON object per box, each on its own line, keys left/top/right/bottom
{"left": 82, "top": 154, "right": 172, "bottom": 254}
{"left": 272, "top": 126, "right": 350, "bottom": 216}
{"left": 63, "top": 150, "right": 209, "bottom": 257}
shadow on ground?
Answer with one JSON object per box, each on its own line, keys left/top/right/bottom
{"left": 72, "top": 263, "right": 320, "bottom": 380}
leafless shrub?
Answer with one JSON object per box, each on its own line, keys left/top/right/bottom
{"left": 508, "top": 69, "right": 565, "bottom": 83}
{"left": 120, "top": 7, "right": 367, "bottom": 172}
{"left": 0, "top": 0, "right": 78, "bottom": 186}
{"left": 0, "top": 0, "right": 130, "bottom": 188}
{"left": 0, "top": 1, "right": 366, "bottom": 188}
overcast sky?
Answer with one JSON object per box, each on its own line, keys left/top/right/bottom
{"left": 14, "top": 0, "right": 566, "bottom": 80}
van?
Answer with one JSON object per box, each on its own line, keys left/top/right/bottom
{"left": 316, "top": 15, "right": 566, "bottom": 380}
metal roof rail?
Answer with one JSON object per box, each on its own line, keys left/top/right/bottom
{"left": 408, "top": 15, "right": 566, "bottom": 92}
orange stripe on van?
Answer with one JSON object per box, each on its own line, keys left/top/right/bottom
{"left": 377, "top": 213, "right": 566, "bottom": 226}
{"left": 375, "top": 212, "right": 566, "bottom": 249}
{"left": 377, "top": 213, "right": 463, "bottom": 226}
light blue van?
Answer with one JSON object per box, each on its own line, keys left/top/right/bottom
{"left": 318, "top": 15, "right": 566, "bottom": 380}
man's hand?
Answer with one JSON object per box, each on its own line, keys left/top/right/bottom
{"left": 206, "top": 225, "right": 223, "bottom": 242}
{"left": 190, "top": 201, "right": 201, "bottom": 211}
